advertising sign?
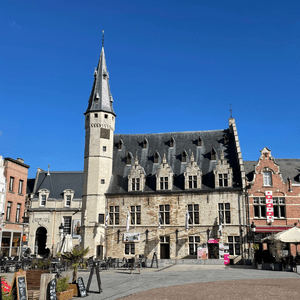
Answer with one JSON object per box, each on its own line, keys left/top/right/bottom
{"left": 197, "top": 246, "right": 208, "bottom": 260}
{"left": 266, "top": 191, "right": 273, "bottom": 222}
{"left": 123, "top": 233, "right": 140, "bottom": 243}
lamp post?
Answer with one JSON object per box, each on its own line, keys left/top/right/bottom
{"left": 250, "top": 221, "right": 256, "bottom": 265}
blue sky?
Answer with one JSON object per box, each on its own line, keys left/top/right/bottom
{"left": 1, "top": 0, "right": 299, "bottom": 178}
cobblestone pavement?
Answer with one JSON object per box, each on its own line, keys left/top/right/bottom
{"left": 1, "top": 265, "right": 299, "bottom": 299}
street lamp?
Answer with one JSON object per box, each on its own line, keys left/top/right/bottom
{"left": 250, "top": 221, "right": 256, "bottom": 265}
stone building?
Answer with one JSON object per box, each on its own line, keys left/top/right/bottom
{"left": 27, "top": 168, "right": 83, "bottom": 256}
{"left": 244, "top": 147, "right": 300, "bottom": 260}
{"left": 1, "top": 157, "right": 29, "bottom": 257}
{"left": 81, "top": 44, "right": 247, "bottom": 263}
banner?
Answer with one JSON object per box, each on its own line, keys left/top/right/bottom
{"left": 266, "top": 191, "right": 273, "bottom": 222}
{"left": 123, "top": 233, "right": 140, "bottom": 243}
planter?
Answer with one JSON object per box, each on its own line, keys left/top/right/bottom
{"left": 68, "top": 284, "right": 78, "bottom": 297}
{"left": 56, "top": 289, "right": 73, "bottom": 300}
{"left": 26, "top": 270, "right": 50, "bottom": 290}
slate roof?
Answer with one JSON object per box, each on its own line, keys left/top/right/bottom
{"left": 244, "top": 159, "right": 300, "bottom": 184}
{"left": 85, "top": 47, "right": 115, "bottom": 116}
{"left": 31, "top": 171, "right": 83, "bottom": 199}
{"left": 107, "top": 128, "right": 242, "bottom": 194}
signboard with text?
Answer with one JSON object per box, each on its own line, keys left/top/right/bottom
{"left": 266, "top": 191, "right": 274, "bottom": 222}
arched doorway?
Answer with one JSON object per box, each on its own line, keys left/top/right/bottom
{"left": 35, "top": 227, "right": 47, "bottom": 255}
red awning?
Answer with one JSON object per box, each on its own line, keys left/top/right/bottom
{"left": 255, "top": 226, "right": 293, "bottom": 233}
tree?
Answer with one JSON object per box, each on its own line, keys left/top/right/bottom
{"left": 269, "top": 233, "right": 286, "bottom": 263}
{"left": 58, "top": 246, "right": 89, "bottom": 283}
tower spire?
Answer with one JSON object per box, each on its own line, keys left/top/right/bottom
{"left": 85, "top": 33, "right": 115, "bottom": 116}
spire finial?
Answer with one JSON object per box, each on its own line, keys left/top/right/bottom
{"left": 230, "top": 104, "right": 232, "bottom": 118}
{"left": 102, "top": 30, "right": 105, "bottom": 47}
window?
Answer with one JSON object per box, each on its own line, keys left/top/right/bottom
{"left": 94, "top": 113, "right": 98, "bottom": 118}
{"left": 218, "top": 174, "right": 228, "bottom": 187}
{"left": 103, "top": 146, "right": 107, "bottom": 152}
{"left": 104, "top": 114, "right": 108, "bottom": 119}
{"left": 154, "top": 152, "right": 160, "bottom": 163}
{"left": 218, "top": 203, "right": 231, "bottom": 224}
{"left": 263, "top": 171, "right": 272, "bottom": 186}
{"left": 189, "top": 236, "right": 200, "bottom": 255}
{"left": 130, "top": 206, "right": 141, "bottom": 225}
{"left": 101, "top": 179, "right": 105, "bottom": 184}
{"left": 98, "top": 214, "right": 104, "bottom": 224}
{"left": 6, "top": 202, "right": 12, "bottom": 221}
{"left": 170, "top": 137, "right": 175, "bottom": 148}
{"left": 63, "top": 217, "right": 72, "bottom": 234}
{"left": 125, "top": 243, "right": 135, "bottom": 255}
{"left": 160, "top": 177, "right": 168, "bottom": 190}
{"left": 9, "top": 177, "right": 14, "bottom": 192}
{"left": 188, "top": 176, "right": 197, "bottom": 189}
{"left": 159, "top": 205, "right": 170, "bottom": 225}
{"left": 66, "top": 195, "right": 71, "bottom": 207}
{"left": 109, "top": 206, "right": 119, "bottom": 225}
{"left": 197, "top": 136, "right": 202, "bottom": 147}
{"left": 18, "top": 180, "right": 23, "bottom": 194}
{"left": 211, "top": 148, "right": 216, "bottom": 160}
{"left": 16, "top": 203, "right": 21, "bottom": 222}
{"left": 117, "top": 138, "right": 123, "bottom": 150}
{"left": 142, "top": 137, "right": 148, "bottom": 149}
{"left": 273, "top": 197, "right": 286, "bottom": 218}
{"left": 182, "top": 151, "right": 187, "bottom": 162}
{"left": 253, "top": 197, "right": 266, "bottom": 218}
{"left": 41, "top": 195, "right": 46, "bottom": 206}
{"left": 126, "top": 152, "right": 133, "bottom": 165}
{"left": 132, "top": 178, "right": 140, "bottom": 191}
{"left": 228, "top": 236, "right": 240, "bottom": 255}
{"left": 188, "top": 204, "right": 199, "bottom": 224}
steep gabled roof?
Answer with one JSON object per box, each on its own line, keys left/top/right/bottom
{"left": 107, "top": 128, "right": 242, "bottom": 194}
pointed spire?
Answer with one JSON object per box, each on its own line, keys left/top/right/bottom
{"left": 191, "top": 152, "right": 195, "bottom": 162}
{"left": 163, "top": 153, "right": 167, "bottom": 164}
{"left": 85, "top": 33, "right": 115, "bottom": 116}
{"left": 135, "top": 155, "right": 139, "bottom": 166}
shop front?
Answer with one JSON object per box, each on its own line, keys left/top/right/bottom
{"left": 1, "top": 231, "right": 22, "bottom": 257}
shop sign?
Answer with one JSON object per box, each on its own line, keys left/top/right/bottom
{"left": 266, "top": 191, "right": 274, "bottom": 222}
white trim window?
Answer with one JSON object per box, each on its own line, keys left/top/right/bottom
{"left": 18, "top": 180, "right": 23, "bottom": 194}
{"left": 65, "top": 195, "right": 71, "bottom": 207}
{"left": 228, "top": 236, "right": 240, "bottom": 255}
{"left": 253, "top": 197, "right": 266, "bottom": 218}
{"left": 16, "top": 203, "right": 21, "bottom": 223}
{"left": 40, "top": 195, "right": 46, "bottom": 206}
{"left": 263, "top": 171, "right": 272, "bottom": 186}
{"left": 273, "top": 197, "right": 286, "bottom": 218}
{"left": 63, "top": 216, "right": 72, "bottom": 234}
{"left": 189, "top": 236, "right": 200, "bottom": 255}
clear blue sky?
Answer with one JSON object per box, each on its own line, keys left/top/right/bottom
{"left": 1, "top": 0, "right": 299, "bottom": 178}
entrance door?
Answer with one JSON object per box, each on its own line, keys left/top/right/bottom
{"left": 208, "top": 243, "right": 219, "bottom": 259}
{"left": 160, "top": 236, "right": 170, "bottom": 259}
{"left": 35, "top": 227, "right": 47, "bottom": 255}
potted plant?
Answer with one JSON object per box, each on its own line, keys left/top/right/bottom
{"left": 268, "top": 235, "right": 285, "bottom": 271}
{"left": 58, "top": 246, "right": 89, "bottom": 296}
{"left": 56, "top": 276, "right": 73, "bottom": 300}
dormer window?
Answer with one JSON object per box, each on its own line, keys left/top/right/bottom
{"left": 211, "top": 148, "right": 217, "bottom": 160}
{"left": 154, "top": 150, "right": 160, "bottom": 164}
{"left": 181, "top": 150, "right": 188, "bottom": 162}
{"left": 184, "top": 152, "right": 202, "bottom": 190}
{"left": 156, "top": 154, "right": 174, "bottom": 191}
{"left": 128, "top": 156, "right": 146, "bottom": 192}
{"left": 142, "top": 137, "right": 148, "bottom": 149}
{"left": 213, "top": 150, "right": 233, "bottom": 188}
{"left": 126, "top": 152, "right": 133, "bottom": 165}
{"left": 170, "top": 137, "right": 175, "bottom": 148}
{"left": 38, "top": 189, "right": 50, "bottom": 207}
{"left": 117, "top": 138, "right": 124, "bottom": 150}
{"left": 197, "top": 137, "right": 202, "bottom": 147}
{"left": 63, "top": 189, "right": 75, "bottom": 207}
{"left": 263, "top": 171, "right": 272, "bottom": 186}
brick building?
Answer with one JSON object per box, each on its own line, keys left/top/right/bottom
{"left": 245, "top": 147, "right": 300, "bottom": 261}
{"left": 81, "top": 44, "right": 247, "bottom": 263}
{"left": 2, "top": 157, "right": 29, "bottom": 257}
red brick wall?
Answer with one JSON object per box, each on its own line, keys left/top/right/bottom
{"left": 4, "top": 159, "right": 29, "bottom": 230}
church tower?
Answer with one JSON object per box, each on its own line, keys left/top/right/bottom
{"left": 82, "top": 37, "right": 115, "bottom": 257}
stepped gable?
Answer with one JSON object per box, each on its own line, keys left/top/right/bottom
{"left": 32, "top": 171, "right": 83, "bottom": 199}
{"left": 107, "top": 128, "right": 241, "bottom": 194}
{"left": 244, "top": 159, "right": 300, "bottom": 184}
